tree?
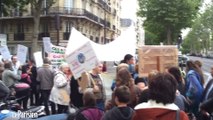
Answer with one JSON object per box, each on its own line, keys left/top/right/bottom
{"left": 138, "top": 0, "right": 202, "bottom": 45}
{"left": 1, "top": 0, "right": 55, "bottom": 58}
{"left": 30, "top": 0, "right": 55, "bottom": 58}
{"left": 183, "top": 5, "right": 213, "bottom": 54}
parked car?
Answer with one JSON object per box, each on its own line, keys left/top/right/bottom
{"left": 178, "top": 55, "right": 189, "bottom": 67}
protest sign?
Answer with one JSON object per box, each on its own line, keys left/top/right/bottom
{"left": 43, "top": 37, "right": 52, "bottom": 53}
{"left": 0, "top": 34, "right": 7, "bottom": 46}
{"left": 17, "top": 44, "right": 28, "bottom": 65}
{"left": 66, "top": 41, "right": 99, "bottom": 79}
{"left": 34, "top": 51, "right": 43, "bottom": 67}
{"left": 49, "top": 45, "right": 66, "bottom": 69}
{"left": 0, "top": 46, "right": 11, "bottom": 60}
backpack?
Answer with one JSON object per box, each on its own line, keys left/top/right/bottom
{"left": 67, "top": 106, "right": 103, "bottom": 120}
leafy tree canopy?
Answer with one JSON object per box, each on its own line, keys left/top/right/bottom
{"left": 138, "top": 0, "right": 202, "bottom": 45}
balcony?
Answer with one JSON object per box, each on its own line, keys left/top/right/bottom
{"left": 48, "top": 7, "right": 100, "bottom": 24}
{"left": 14, "top": 33, "right": 25, "bottom": 41}
{"left": 63, "top": 32, "right": 70, "bottom": 40}
{"left": 38, "top": 32, "right": 50, "bottom": 40}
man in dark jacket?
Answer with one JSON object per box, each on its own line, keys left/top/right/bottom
{"left": 103, "top": 86, "right": 134, "bottom": 120}
{"left": 200, "top": 79, "right": 213, "bottom": 120}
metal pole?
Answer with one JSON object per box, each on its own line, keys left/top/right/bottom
{"left": 104, "top": 6, "right": 106, "bottom": 44}
{"left": 0, "top": 0, "right": 2, "bottom": 17}
{"left": 55, "top": 14, "right": 60, "bottom": 45}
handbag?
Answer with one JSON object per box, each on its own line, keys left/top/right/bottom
{"left": 68, "top": 104, "right": 79, "bottom": 114}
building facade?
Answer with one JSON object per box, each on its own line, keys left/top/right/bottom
{"left": 0, "top": 0, "right": 121, "bottom": 55}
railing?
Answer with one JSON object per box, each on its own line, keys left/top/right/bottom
{"left": 63, "top": 32, "right": 70, "bottom": 40}
{"left": 14, "top": 33, "right": 25, "bottom": 41}
{"left": 38, "top": 32, "right": 50, "bottom": 40}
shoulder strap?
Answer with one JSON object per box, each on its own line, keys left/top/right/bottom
{"left": 176, "top": 110, "right": 180, "bottom": 120}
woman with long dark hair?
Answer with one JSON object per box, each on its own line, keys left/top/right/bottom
{"left": 185, "top": 60, "right": 204, "bottom": 117}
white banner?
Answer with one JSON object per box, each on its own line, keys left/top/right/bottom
{"left": 34, "top": 51, "right": 43, "bottom": 67}
{"left": 17, "top": 44, "right": 28, "bottom": 65}
{"left": 43, "top": 37, "right": 52, "bottom": 53}
{"left": 0, "top": 34, "right": 7, "bottom": 46}
{"left": 0, "top": 46, "right": 11, "bottom": 60}
{"left": 66, "top": 41, "right": 99, "bottom": 79}
{"left": 49, "top": 45, "right": 66, "bottom": 69}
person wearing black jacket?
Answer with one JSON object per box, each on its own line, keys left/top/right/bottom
{"left": 26, "top": 59, "right": 39, "bottom": 106}
{"left": 200, "top": 79, "right": 213, "bottom": 120}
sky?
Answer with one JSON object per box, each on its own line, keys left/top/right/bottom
{"left": 120, "top": 0, "right": 138, "bottom": 22}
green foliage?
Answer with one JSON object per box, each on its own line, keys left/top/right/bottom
{"left": 138, "top": 0, "right": 202, "bottom": 45}
{"left": 183, "top": 5, "right": 213, "bottom": 54}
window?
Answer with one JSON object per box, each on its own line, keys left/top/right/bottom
{"left": 17, "top": 23, "right": 24, "bottom": 33}
{"left": 65, "top": 21, "right": 72, "bottom": 32}
{"left": 40, "top": 22, "right": 48, "bottom": 33}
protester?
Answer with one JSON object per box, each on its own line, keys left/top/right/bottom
{"left": 70, "top": 76, "right": 83, "bottom": 108}
{"left": 134, "top": 63, "right": 147, "bottom": 91}
{"left": 103, "top": 86, "right": 134, "bottom": 120}
{"left": 78, "top": 63, "right": 106, "bottom": 110}
{"left": 49, "top": 63, "right": 71, "bottom": 114}
{"left": 199, "top": 78, "right": 213, "bottom": 120}
{"left": 106, "top": 68, "right": 141, "bottom": 110}
{"left": 120, "top": 54, "right": 135, "bottom": 77}
{"left": 67, "top": 90, "right": 104, "bottom": 120}
{"left": 133, "top": 72, "right": 189, "bottom": 120}
{"left": 2, "top": 61, "right": 21, "bottom": 88}
{"left": 36, "top": 57, "right": 54, "bottom": 115}
{"left": 26, "top": 59, "right": 39, "bottom": 106}
{"left": 185, "top": 60, "right": 204, "bottom": 117}
{"left": 11, "top": 55, "right": 21, "bottom": 75}
{"left": 168, "top": 66, "right": 187, "bottom": 111}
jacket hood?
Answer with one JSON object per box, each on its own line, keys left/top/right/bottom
{"left": 134, "top": 100, "right": 179, "bottom": 119}
{"left": 106, "top": 107, "right": 134, "bottom": 120}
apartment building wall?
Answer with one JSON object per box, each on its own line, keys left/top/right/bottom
{"left": 0, "top": 0, "right": 121, "bottom": 55}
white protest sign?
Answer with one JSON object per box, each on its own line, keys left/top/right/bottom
{"left": 48, "top": 45, "right": 66, "bottom": 69}
{"left": 17, "top": 44, "right": 28, "bottom": 65}
{"left": 0, "top": 46, "right": 11, "bottom": 60}
{"left": 66, "top": 41, "right": 99, "bottom": 79}
{"left": 34, "top": 51, "right": 43, "bottom": 67}
{"left": 43, "top": 37, "right": 52, "bottom": 53}
{"left": 0, "top": 34, "right": 7, "bottom": 46}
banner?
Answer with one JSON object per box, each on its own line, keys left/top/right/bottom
{"left": 17, "top": 44, "right": 28, "bottom": 65}
{"left": 49, "top": 45, "right": 66, "bottom": 69}
{"left": 0, "top": 34, "right": 7, "bottom": 46}
{"left": 66, "top": 41, "right": 99, "bottom": 79}
{"left": 65, "top": 27, "right": 136, "bottom": 61}
{"left": 34, "top": 51, "right": 43, "bottom": 67}
{"left": 0, "top": 46, "right": 11, "bottom": 60}
{"left": 43, "top": 37, "right": 52, "bottom": 53}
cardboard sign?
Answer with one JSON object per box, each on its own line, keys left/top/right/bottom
{"left": 34, "top": 51, "right": 43, "bottom": 67}
{"left": 66, "top": 41, "right": 99, "bottom": 79}
{"left": 49, "top": 45, "right": 66, "bottom": 69}
{"left": 138, "top": 46, "right": 178, "bottom": 77}
{"left": 43, "top": 37, "right": 52, "bottom": 53}
{"left": 0, "top": 46, "right": 11, "bottom": 60}
{"left": 17, "top": 44, "right": 28, "bottom": 65}
{"left": 0, "top": 34, "right": 7, "bottom": 46}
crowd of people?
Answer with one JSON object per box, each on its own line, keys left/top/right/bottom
{"left": 0, "top": 54, "right": 213, "bottom": 120}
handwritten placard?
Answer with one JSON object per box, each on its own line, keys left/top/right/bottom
{"left": 66, "top": 41, "right": 99, "bottom": 79}
{"left": 17, "top": 44, "right": 28, "bottom": 65}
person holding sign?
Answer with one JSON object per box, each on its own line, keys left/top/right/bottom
{"left": 78, "top": 63, "right": 106, "bottom": 111}
{"left": 11, "top": 55, "right": 21, "bottom": 75}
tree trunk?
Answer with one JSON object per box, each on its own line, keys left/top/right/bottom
{"left": 166, "top": 27, "right": 172, "bottom": 45}
{"left": 31, "top": 1, "right": 42, "bottom": 59}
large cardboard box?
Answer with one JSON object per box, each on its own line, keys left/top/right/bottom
{"left": 138, "top": 46, "right": 178, "bottom": 77}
